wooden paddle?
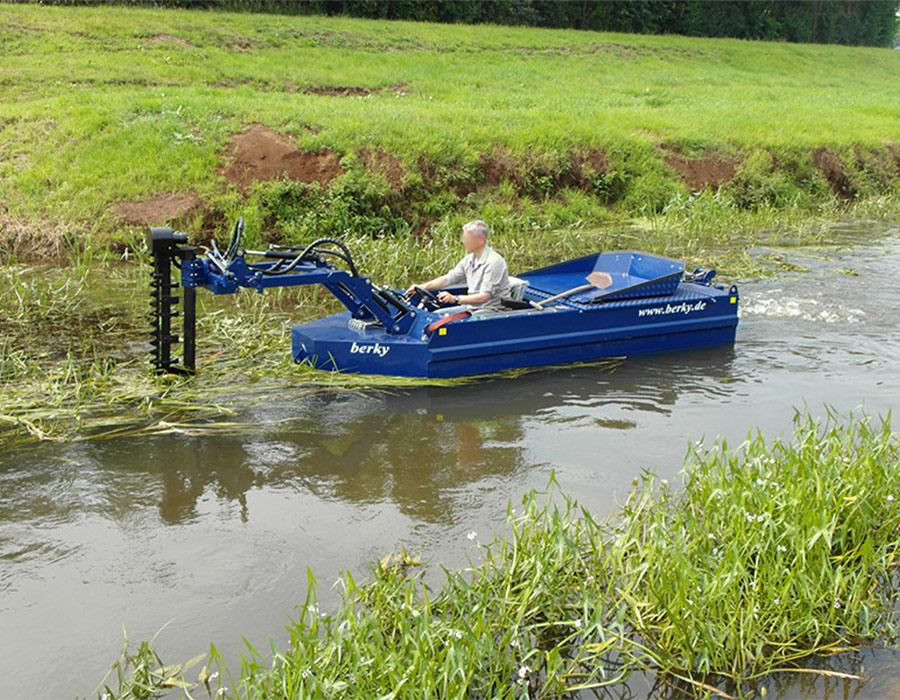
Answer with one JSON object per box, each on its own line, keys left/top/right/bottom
{"left": 530, "top": 271, "right": 613, "bottom": 310}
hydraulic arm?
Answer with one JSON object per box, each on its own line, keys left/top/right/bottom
{"left": 147, "top": 220, "right": 422, "bottom": 374}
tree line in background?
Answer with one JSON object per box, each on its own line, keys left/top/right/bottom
{"left": 27, "top": 0, "right": 900, "bottom": 47}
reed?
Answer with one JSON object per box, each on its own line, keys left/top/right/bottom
{"left": 94, "top": 410, "right": 900, "bottom": 699}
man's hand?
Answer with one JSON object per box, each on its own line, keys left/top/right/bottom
{"left": 404, "top": 286, "right": 417, "bottom": 298}
{"left": 437, "top": 291, "right": 457, "bottom": 304}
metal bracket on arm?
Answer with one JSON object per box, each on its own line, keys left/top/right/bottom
{"left": 684, "top": 267, "right": 718, "bottom": 287}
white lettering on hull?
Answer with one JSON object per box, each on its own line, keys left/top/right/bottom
{"left": 349, "top": 341, "right": 391, "bottom": 357}
{"left": 637, "top": 300, "right": 707, "bottom": 317}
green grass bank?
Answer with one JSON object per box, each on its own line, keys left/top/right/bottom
{"left": 96, "top": 411, "right": 900, "bottom": 699}
{"left": 2, "top": 4, "right": 900, "bottom": 261}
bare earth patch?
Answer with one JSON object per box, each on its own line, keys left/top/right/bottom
{"left": 305, "top": 85, "right": 372, "bottom": 97}
{"left": 219, "top": 123, "right": 344, "bottom": 192}
{"left": 812, "top": 147, "right": 856, "bottom": 199}
{"left": 478, "top": 146, "right": 608, "bottom": 193}
{"left": 360, "top": 147, "right": 405, "bottom": 193}
{"left": 479, "top": 151, "right": 521, "bottom": 189}
{"left": 301, "top": 83, "right": 408, "bottom": 97}
{"left": 661, "top": 145, "right": 738, "bottom": 191}
{"left": 111, "top": 193, "right": 202, "bottom": 226}
{"left": 568, "top": 146, "right": 609, "bottom": 191}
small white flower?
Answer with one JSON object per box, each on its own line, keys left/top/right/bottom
{"left": 574, "top": 618, "right": 583, "bottom": 629}
{"left": 834, "top": 601, "right": 842, "bottom": 609}
{"left": 217, "top": 689, "right": 228, "bottom": 698}
{"left": 712, "top": 548, "right": 718, "bottom": 555}
{"left": 708, "top": 533, "right": 716, "bottom": 540}
{"left": 301, "top": 668, "right": 312, "bottom": 679}
{"left": 450, "top": 629, "right": 463, "bottom": 639}
{"left": 518, "top": 665, "right": 532, "bottom": 679}
{"left": 888, "top": 495, "right": 895, "bottom": 502}
{"left": 686, "top": 598, "right": 694, "bottom": 606}
{"left": 777, "top": 545, "right": 787, "bottom": 552}
{"left": 466, "top": 531, "right": 477, "bottom": 541}
{"left": 774, "top": 598, "right": 780, "bottom": 605}
{"left": 757, "top": 514, "right": 766, "bottom": 523}
{"left": 209, "top": 671, "right": 220, "bottom": 682}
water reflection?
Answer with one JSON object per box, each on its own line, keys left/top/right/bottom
{"left": 31, "top": 348, "right": 739, "bottom": 531}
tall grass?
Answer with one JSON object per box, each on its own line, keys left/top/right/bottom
{"left": 95, "top": 410, "right": 900, "bottom": 700}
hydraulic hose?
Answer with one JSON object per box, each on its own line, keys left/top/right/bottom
{"left": 260, "top": 237, "right": 360, "bottom": 277}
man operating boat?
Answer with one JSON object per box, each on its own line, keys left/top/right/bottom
{"left": 405, "top": 220, "right": 510, "bottom": 311}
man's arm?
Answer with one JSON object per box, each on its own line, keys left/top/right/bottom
{"left": 405, "top": 276, "right": 487, "bottom": 304}
{"left": 441, "top": 290, "right": 489, "bottom": 305}
{"left": 404, "top": 275, "right": 447, "bottom": 297}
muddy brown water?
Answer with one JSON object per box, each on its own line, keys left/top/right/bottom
{"left": 1, "top": 224, "right": 899, "bottom": 699}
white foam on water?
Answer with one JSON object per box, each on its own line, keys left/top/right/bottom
{"left": 741, "top": 290, "right": 866, "bottom": 324}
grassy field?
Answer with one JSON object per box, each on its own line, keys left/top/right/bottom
{"left": 97, "top": 411, "right": 900, "bottom": 699}
{"left": 2, "top": 3, "right": 900, "bottom": 258}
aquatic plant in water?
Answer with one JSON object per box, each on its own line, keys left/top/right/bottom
{"left": 94, "top": 410, "right": 900, "bottom": 699}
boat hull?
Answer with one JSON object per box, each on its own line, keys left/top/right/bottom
{"left": 292, "top": 281, "right": 739, "bottom": 378}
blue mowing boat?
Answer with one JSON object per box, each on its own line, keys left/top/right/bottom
{"left": 147, "top": 222, "right": 739, "bottom": 378}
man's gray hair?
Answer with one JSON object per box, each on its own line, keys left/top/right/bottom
{"left": 462, "top": 220, "right": 489, "bottom": 238}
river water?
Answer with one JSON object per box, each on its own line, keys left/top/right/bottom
{"left": 1, "top": 224, "right": 898, "bottom": 699}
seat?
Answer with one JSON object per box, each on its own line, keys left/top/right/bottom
{"left": 507, "top": 276, "right": 528, "bottom": 301}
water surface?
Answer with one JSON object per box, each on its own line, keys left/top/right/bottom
{"left": 1, "top": 224, "right": 898, "bottom": 698}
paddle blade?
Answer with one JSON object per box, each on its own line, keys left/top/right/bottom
{"left": 586, "top": 271, "right": 613, "bottom": 289}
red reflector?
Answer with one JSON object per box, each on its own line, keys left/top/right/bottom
{"left": 425, "top": 311, "right": 471, "bottom": 333}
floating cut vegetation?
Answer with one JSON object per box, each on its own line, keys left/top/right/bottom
{"left": 0, "top": 254, "right": 623, "bottom": 446}
{"left": 98, "top": 411, "right": 900, "bottom": 699}
{"left": 0, "top": 206, "right": 887, "bottom": 447}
